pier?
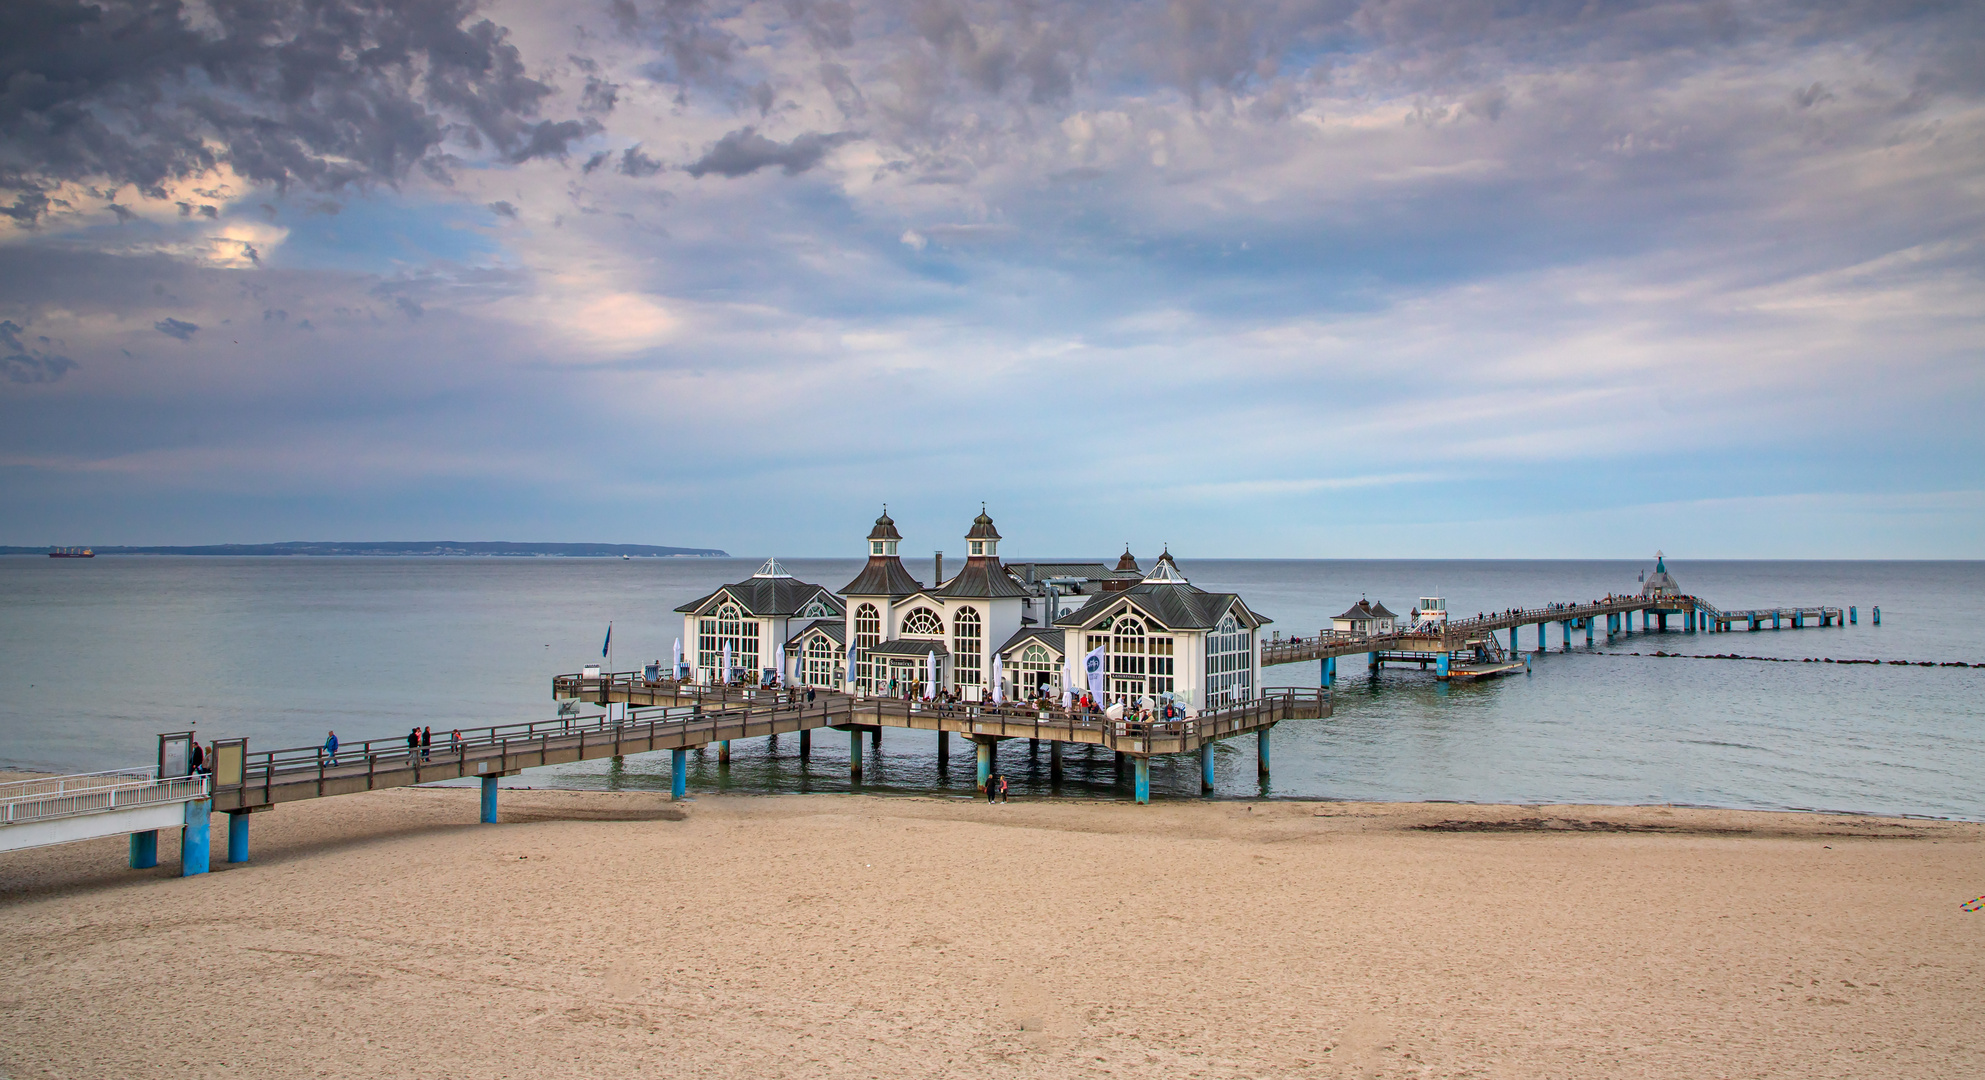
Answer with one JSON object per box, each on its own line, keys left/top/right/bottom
{"left": 1265, "top": 595, "right": 1846, "bottom": 681}
{"left": 0, "top": 683, "right": 1328, "bottom": 874}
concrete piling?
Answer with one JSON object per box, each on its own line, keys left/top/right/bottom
{"left": 181, "top": 799, "right": 211, "bottom": 877}
{"left": 481, "top": 774, "right": 499, "bottom": 822}
{"left": 129, "top": 830, "right": 158, "bottom": 869}
{"left": 226, "top": 810, "right": 250, "bottom": 864}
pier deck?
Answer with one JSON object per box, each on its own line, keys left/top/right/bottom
{"left": 205, "top": 683, "right": 1329, "bottom": 816}
{"left": 1263, "top": 595, "right": 1844, "bottom": 668}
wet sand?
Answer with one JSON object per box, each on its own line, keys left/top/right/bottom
{"left": 1, "top": 788, "right": 1980, "bottom": 1079}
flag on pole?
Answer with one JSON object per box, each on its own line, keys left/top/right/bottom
{"left": 1084, "top": 643, "right": 1108, "bottom": 698}
{"left": 602, "top": 623, "right": 612, "bottom": 658}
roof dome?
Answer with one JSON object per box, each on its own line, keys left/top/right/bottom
{"left": 965, "top": 505, "right": 1000, "bottom": 541}
{"left": 868, "top": 508, "right": 902, "bottom": 542}
{"left": 1114, "top": 546, "right": 1141, "bottom": 573}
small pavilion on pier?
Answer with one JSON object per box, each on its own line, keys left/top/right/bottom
{"left": 676, "top": 558, "right": 843, "bottom": 684}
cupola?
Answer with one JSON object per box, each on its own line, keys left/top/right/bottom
{"left": 965, "top": 504, "right": 1000, "bottom": 558}
{"left": 868, "top": 508, "right": 901, "bottom": 557}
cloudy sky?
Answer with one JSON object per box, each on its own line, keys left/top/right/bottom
{"left": 2, "top": 0, "right": 1981, "bottom": 558}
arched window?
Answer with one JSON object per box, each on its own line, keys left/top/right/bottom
{"left": 1110, "top": 617, "right": 1147, "bottom": 698}
{"left": 901, "top": 607, "right": 943, "bottom": 637}
{"left": 803, "top": 635, "right": 838, "bottom": 687}
{"left": 697, "top": 602, "right": 759, "bottom": 682}
{"left": 952, "top": 607, "right": 982, "bottom": 688}
{"left": 854, "top": 603, "right": 880, "bottom": 691}
{"left": 1007, "top": 642, "right": 1059, "bottom": 696}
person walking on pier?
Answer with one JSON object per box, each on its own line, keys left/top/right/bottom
{"left": 406, "top": 727, "right": 420, "bottom": 762}
{"left": 324, "top": 730, "right": 339, "bottom": 766}
{"left": 420, "top": 726, "right": 432, "bottom": 762}
{"left": 450, "top": 729, "right": 462, "bottom": 754}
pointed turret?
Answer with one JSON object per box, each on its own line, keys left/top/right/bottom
{"left": 937, "top": 506, "right": 1027, "bottom": 598}
{"left": 842, "top": 508, "right": 923, "bottom": 597}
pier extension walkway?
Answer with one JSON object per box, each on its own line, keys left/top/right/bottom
{"left": 0, "top": 769, "right": 211, "bottom": 869}
{"left": 1263, "top": 595, "right": 1845, "bottom": 681}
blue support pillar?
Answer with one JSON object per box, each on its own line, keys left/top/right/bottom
{"left": 976, "top": 738, "right": 992, "bottom": 792}
{"left": 1772, "top": 611, "right": 1781, "bottom": 629}
{"left": 849, "top": 729, "right": 864, "bottom": 779}
{"left": 1134, "top": 757, "right": 1150, "bottom": 805}
{"left": 1850, "top": 606, "right": 1857, "bottom": 624}
{"left": 1585, "top": 619, "right": 1594, "bottom": 647}
{"left": 1561, "top": 621, "right": 1571, "bottom": 651}
{"left": 1436, "top": 652, "right": 1450, "bottom": 678}
{"left": 1368, "top": 650, "right": 1380, "bottom": 672}
{"left": 226, "top": 810, "right": 250, "bottom": 864}
{"left": 1872, "top": 606, "right": 1881, "bottom": 626}
{"left": 1200, "top": 742, "right": 1216, "bottom": 792}
{"left": 718, "top": 739, "right": 731, "bottom": 765}
{"left": 670, "top": 749, "right": 687, "bottom": 800}
{"left": 481, "top": 774, "right": 499, "bottom": 821}
{"left": 1321, "top": 656, "right": 1336, "bottom": 687}
{"left": 1257, "top": 727, "right": 1271, "bottom": 778}
{"left": 181, "top": 799, "right": 211, "bottom": 877}
{"left": 129, "top": 830, "right": 158, "bottom": 869}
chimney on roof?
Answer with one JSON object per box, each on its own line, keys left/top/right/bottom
{"left": 934, "top": 550, "right": 943, "bottom": 585}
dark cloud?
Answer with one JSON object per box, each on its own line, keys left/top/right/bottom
{"left": 611, "top": 0, "right": 742, "bottom": 96}
{"left": 582, "top": 151, "right": 612, "bottom": 175}
{"left": 153, "top": 317, "right": 198, "bottom": 341}
{"left": 685, "top": 128, "right": 854, "bottom": 178}
{"left": 785, "top": 0, "right": 855, "bottom": 51}
{"left": 0, "top": 319, "right": 77, "bottom": 383}
{"left": 487, "top": 200, "right": 519, "bottom": 219}
{"left": 509, "top": 119, "right": 600, "bottom": 163}
{"left": 619, "top": 146, "right": 664, "bottom": 177}
{"left": 0, "top": 0, "right": 591, "bottom": 221}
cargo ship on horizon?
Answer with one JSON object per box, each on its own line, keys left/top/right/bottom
{"left": 48, "top": 547, "right": 94, "bottom": 558}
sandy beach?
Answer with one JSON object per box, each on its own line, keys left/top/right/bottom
{"left": 1, "top": 787, "right": 1980, "bottom": 1079}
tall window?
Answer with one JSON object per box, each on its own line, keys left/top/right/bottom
{"left": 1206, "top": 614, "right": 1254, "bottom": 708}
{"left": 901, "top": 608, "right": 943, "bottom": 636}
{"left": 697, "top": 603, "right": 759, "bottom": 681}
{"left": 855, "top": 603, "right": 880, "bottom": 691}
{"left": 952, "top": 607, "right": 982, "bottom": 687}
{"left": 1111, "top": 617, "right": 1147, "bottom": 698}
{"left": 804, "top": 636, "right": 838, "bottom": 687}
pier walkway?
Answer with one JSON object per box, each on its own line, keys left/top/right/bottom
{"left": 1262, "top": 595, "right": 1845, "bottom": 678}
{"left": 14, "top": 684, "right": 1326, "bottom": 877}
{"left": 0, "top": 769, "right": 211, "bottom": 867}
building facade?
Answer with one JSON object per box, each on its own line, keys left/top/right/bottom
{"left": 676, "top": 558, "right": 844, "bottom": 684}
{"left": 838, "top": 509, "right": 1028, "bottom": 701}
{"left": 1052, "top": 554, "right": 1270, "bottom": 713}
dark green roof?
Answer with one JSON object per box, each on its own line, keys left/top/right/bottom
{"left": 676, "top": 577, "right": 843, "bottom": 617}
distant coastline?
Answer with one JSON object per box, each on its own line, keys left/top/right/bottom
{"left": 0, "top": 541, "right": 729, "bottom": 558}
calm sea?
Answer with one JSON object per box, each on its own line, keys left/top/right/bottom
{"left": 2, "top": 557, "right": 1980, "bottom": 818}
